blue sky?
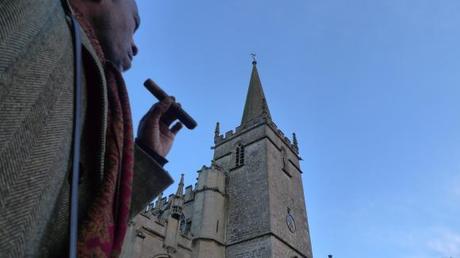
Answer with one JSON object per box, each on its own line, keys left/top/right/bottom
{"left": 125, "top": 1, "right": 460, "bottom": 257}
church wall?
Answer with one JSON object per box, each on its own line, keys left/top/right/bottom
{"left": 120, "top": 221, "right": 138, "bottom": 258}
{"left": 190, "top": 167, "right": 226, "bottom": 244}
{"left": 225, "top": 235, "right": 272, "bottom": 258}
{"left": 191, "top": 190, "right": 226, "bottom": 241}
{"left": 270, "top": 235, "right": 306, "bottom": 258}
{"left": 121, "top": 214, "right": 166, "bottom": 258}
{"left": 121, "top": 212, "right": 193, "bottom": 258}
{"left": 164, "top": 216, "right": 180, "bottom": 249}
{"left": 225, "top": 138, "right": 271, "bottom": 244}
{"left": 190, "top": 167, "right": 227, "bottom": 258}
{"left": 264, "top": 125, "right": 301, "bottom": 170}
{"left": 132, "top": 232, "right": 166, "bottom": 258}
{"left": 191, "top": 239, "right": 225, "bottom": 258}
{"left": 265, "top": 127, "right": 313, "bottom": 257}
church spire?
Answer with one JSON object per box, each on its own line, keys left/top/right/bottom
{"left": 241, "top": 57, "right": 272, "bottom": 126}
{"left": 176, "top": 174, "right": 184, "bottom": 197}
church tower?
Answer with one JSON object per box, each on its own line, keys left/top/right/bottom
{"left": 120, "top": 59, "right": 313, "bottom": 258}
{"left": 212, "top": 60, "right": 313, "bottom": 258}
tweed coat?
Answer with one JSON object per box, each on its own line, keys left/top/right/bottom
{"left": 0, "top": 0, "right": 174, "bottom": 257}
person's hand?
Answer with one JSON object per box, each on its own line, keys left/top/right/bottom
{"left": 137, "top": 97, "right": 183, "bottom": 158}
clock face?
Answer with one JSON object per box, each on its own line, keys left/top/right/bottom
{"left": 286, "top": 214, "right": 296, "bottom": 233}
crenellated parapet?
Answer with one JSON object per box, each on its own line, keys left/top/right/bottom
{"left": 213, "top": 116, "right": 267, "bottom": 146}
{"left": 144, "top": 161, "right": 228, "bottom": 225}
{"left": 184, "top": 185, "right": 194, "bottom": 203}
{"left": 213, "top": 129, "right": 236, "bottom": 144}
{"left": 195, "top": 163, "right": 227, "bottom": 195}
{"left": 213, "top": 118, "right": 300, "bottom": 159}
{"left": 267, "top": 121, "right": 300, "bottom": 156}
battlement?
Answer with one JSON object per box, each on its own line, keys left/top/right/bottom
{"left": 184, "top": 185, "right": 194, "bottom": 202}
{"left": 198, "top": 164, "right": 211, "bottom": 172}
{"left": 214, "top": 130, "right": 236, "bottom": 145}
{"left": 195, "top": 163, "right": 226, "bottom": 195}
{"left": 149, "top": 171, "right": 218, "bottom": 211}
{"left": 214, "top": 119, "right": 300, "bottom": 156}
{"left": 267, "top": 121, "right": 300, "bottom": 155}
{"left": 214, "top": 118, "right": 265, "bottom": 146}
{"left": 197, "top": 162, "right": 226, "bottom": 174}
{"left": 160, "top": 197, "right": 167, "bottom": 207}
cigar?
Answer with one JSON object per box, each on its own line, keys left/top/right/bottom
{"left": 144, "top": 79, "right": 197, "bottom": 130}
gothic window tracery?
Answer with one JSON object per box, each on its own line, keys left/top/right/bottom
{"left": 235, "top": 144, "right": 245, "bottom": 167}
{"left": 180, "top": 215, "right": 192, "bottom": 235}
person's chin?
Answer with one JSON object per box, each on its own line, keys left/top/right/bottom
{"left": 121, "top": 58, "right": 132, "bottom": 72}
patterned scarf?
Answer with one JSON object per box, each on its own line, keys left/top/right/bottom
{"left": 73, "top": 11, "right": 134, "bottom": 258}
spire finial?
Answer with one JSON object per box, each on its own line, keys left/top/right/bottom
{"left": 251, "top": 53, "right": 257, "bottom": 65}
{"left": 292, "top": 133, "right": 299, "bottom": 152}
{"left": 214, "top": 122, "right": 220, "bottom": 138}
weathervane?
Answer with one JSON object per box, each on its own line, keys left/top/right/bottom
{"left": 250, "top": 53, "right": 257, "bottom": 64}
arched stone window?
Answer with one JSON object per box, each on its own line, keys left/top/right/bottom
{"left": 235, "top": 144, "right": 245, "bottom": 167}
{"left": 180, "top": 215, "right": 192, "bottom": 235}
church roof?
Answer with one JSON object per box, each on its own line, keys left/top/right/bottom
{"left": 241, "top": 60, "right": 272, "bottom": 126}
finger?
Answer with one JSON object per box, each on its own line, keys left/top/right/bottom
{"left": 157, "top": 97, "right": 174, "bottom": 113}
{"left": 170, "top": 122, "right": 183, "bottom": 135}
{"left": 148, "top": 97, "right": 173, "bottom": 123}
{"left": 161, "top": 106, "right": 179, "bottom": 126}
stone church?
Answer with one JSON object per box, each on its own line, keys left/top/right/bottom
{"left": 121, "top": 60, "right": 313, "bottom": 258}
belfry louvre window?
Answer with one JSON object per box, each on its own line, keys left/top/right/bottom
{"left": 235, "top": 144, "right": 245, "bottom": 167}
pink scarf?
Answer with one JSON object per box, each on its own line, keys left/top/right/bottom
{"left": 73, "top": 11, "right": 134, "bottom": 258}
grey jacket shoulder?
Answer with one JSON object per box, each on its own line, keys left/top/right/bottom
{"left": 0, "top": 1, "right": 76, "bottom": 257}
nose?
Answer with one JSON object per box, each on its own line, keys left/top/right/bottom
{"left": 131, "top": 41, "right": 138, "bottom": 56}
